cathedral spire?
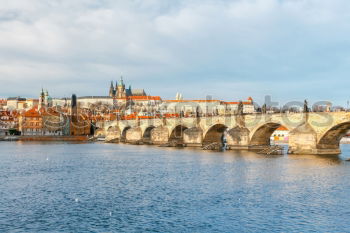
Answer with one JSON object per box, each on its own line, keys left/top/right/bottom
{"left": 109, "top": 81, "right": 115, "bottom": 97}
{"left": 119, "top": 76, "right": 124, "bottom": 87}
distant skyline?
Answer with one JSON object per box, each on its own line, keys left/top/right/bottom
{"left": 1, "top": 0, "right": 350, "bottom": 106}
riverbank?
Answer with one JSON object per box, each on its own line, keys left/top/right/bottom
{"left": 0, "top": 135, "right": 90, "bottom": 141}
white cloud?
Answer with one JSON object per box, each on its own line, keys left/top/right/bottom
{"left": 0, "top": 0, "right": 350, "bottom": 104}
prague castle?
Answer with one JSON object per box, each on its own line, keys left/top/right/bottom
{"left": 46, "top": 77, "right": 161, "bottom": 110}
{"left": 109, "top": 76, "right": 146, "bottom": 98}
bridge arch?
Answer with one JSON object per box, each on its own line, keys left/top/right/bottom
{"left": 120, "top": 126, "right": 131, "bottom": 142}
{"left": 249, "top": 122, "right": 288, "bottom": 146}
{"left": 105, "top": 126, "right": 121, "bottom": 142}
{"left": 317, "top": 122, "right": 350, "bottom": 151}
{"left": 169, "top": 125, "right": 189, "bottom": 143}
{"left": 142, "top": 126, "right": 155, "bottom": 143}
{"left": 203, "top": 124, "right": 228, "bottom": 145}
{"left": 107, "top": 126, "right": 120, "bottom": 133}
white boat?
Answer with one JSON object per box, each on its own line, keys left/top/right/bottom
{"left": 3, "top": 136, "right": 19, "bottom": 141}
{"left": 96, "top": 137, "right": 105, "bottom": 141}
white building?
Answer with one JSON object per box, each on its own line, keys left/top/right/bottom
{"left": 160, "top": 97, "right": 255, "bottom": 116}
{"left": 6, "top": 97, "right": 27, "bottom": 110}
{"left": 270, "top": 126, "right": 289, "bottom": 143}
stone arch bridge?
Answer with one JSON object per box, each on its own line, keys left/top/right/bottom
{"left": 96, "top": 112, "right": 350, "bottom": 155}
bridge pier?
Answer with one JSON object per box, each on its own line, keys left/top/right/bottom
{"left": 125, "top": 127, "right": 142, "bottom": 144}
{"left": 314, "top": 148, "right": 341, "bottom": 155}
{"left": 150, "top": 126, "right": 169, "bottom": 145}
{"left": 105, "top": 127, "right": 121, "bottom": 143}
{"left": 105, "top": 133, "right": 120, "bottom": 143}
{"left": 313, "top": 142, "right": 342, "bottom": 155}
{"left": 226, "top": 126, "right": 250, "bottom": 150}
{"left": 183, "top": 127, "right": 203, "bottom": 147}
{"left": 288, "top": 147, "right": 341, "bottom": 155}
{"left": 287, "top": 123, "right": 319, "bottom": 155}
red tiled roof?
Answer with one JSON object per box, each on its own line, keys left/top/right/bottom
{"left": 223, "top": 102, "right": 252, "bottom": 105}
{"left": 114, "top": 96, "right": 162, "bottom": 101}
{"left": 129, "top": 96, "right": 161, "bottom": 101}
{"left": 23, "top": 107, "right": 41, "bottom": 117}
{"left": 165, "top": 100, "right": 220, "bottom": 103}
{"left": 276, "top": 126, "right": 288, "bottom": 131}
{"left": 22, "top": 107, "right": 60, "bottom": 117}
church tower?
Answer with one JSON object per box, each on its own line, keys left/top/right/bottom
{"left": 116, "top": 76, "right": 126, "bottom": 98}
{"left": 38, "top": 88, "right": 45, "bottom": 110}
{"left": 109, "top": 81, "right": 115, "bottom": 97}
{"left": 44, "top": 90, "right": 49, "bottom": 106}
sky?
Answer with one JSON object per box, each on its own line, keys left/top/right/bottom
{"left": 0, "top": 0, "right": 350, "bottom": 106}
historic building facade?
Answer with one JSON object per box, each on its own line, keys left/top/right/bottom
{"left": 160, "top": 97, "right": 255, "bottom": 116}
{"left": 19, "top": 107, "right": 64, "bottom": 136}
{"left": 0, "top": 110, "right": 19, "bottom": 135}
{"left": 109, "top": 76, "right": 146, "bottom": 98}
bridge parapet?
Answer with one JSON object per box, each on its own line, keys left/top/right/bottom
{"left": 99, "top": 112, "right": 350, "bottom": 155}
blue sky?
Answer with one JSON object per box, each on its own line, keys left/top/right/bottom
{"left": 0, "top": 0, "right": 350, "bottom": 106}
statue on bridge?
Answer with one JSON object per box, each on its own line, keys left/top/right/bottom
{"left": 262, "top": 104, "right": 267, "bottom": 114}
{"left": 180, "top": 110, "right": 184, "bottom": 118}
{"left": 196, "top": 106, "right": 200, "bottom": 118}
{"left": 238, "top": 101, "right": 244, "bottom": 115}
{"left": 304, "top": 100, "right": 309, "bottom": 113}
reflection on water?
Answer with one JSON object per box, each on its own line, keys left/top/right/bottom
{"left": 0, "top": 142, "right": 349, "bottom": 232}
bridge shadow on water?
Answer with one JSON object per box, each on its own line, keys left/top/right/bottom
{"left": 115, "top": 142, "right": 350, "bottom": 166}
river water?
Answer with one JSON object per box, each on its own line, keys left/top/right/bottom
{"left": 0, "top": 142, "right": 350, "bottom": 232}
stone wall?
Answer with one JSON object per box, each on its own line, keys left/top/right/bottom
{"left": 125, "top": 127, "right": 142, "bottom": 143}
{"left": 105, "top": 127, "right": 121, "bottom": 143}
{"left": 288, "top": 123, "right": 317, "bottom": 154}
{"left": 226, "top": 126, "right": 250, "bottom": 149}
{"left": 151, "top": 126, "right": 169, "bottom": 144}
{"left": 183, "top": 127, "right": 203, "bottom": 146}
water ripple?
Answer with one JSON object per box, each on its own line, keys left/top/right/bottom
{"left": 0, "top": 142, "right": 349, "bottom": 232}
